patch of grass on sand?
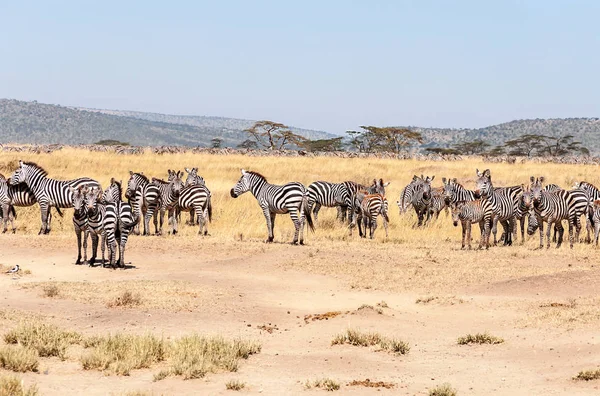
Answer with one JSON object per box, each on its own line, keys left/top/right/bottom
{"left": 226, "top": 380, "right": 246, "bottom": 391}
{"left": 4, "top": 321, "right": 81, "bottom": 360}
{"left": 0, "top": 346, "right": 39, "bottom": 373}
{"left": 332, "top": 329, "right": 409, "bottom": 355}
{"left": 429, "top": 383, "right": 457, "bottom": 396}
{"left": 457, "top": 332, "right": 504, "bottom": 345}
{"left": 574, "top": 369, "right": 600, "bottom": 381}
{"left": 304, "top": 378, "right": 340, "bottom": 391}
{"left": 0, "top": 374, "right": 38, "bottom": 396}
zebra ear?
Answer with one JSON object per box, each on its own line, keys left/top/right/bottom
{"left": 185, "top": 168, "right": 191, "bottom": 173}
{"left": 442, "top": 177, "right": 447, "bottom": 183}
{"left": 383, "top": 182, "right": 390, "bottom": 187}
{"left": 483, "top": 169, "right": 491, "bottom": 178}
{"left": 452, "top": 178, "right": 457, "bottom": 183}
{"left": 19, "top": 160, "right": 23, "bottom": 167}
{"left": 129, "top": 171, "right": 134, "bottom": 176}
{"left": 241, "top": 169, "right": 247, "bottom": 175}
{"left": 193, "top": 167, "right": 198, "bottom": 172}
{"left": 530, "top": 176, "right": 535, "bottom": 183}
{"left": 476, "top": 169, "right": 481, "bottom": 177}
{"left": 539, "top": 176, "right": 545, "bottom": 183}
{"left": 110, "top": 177, "right": 115, "bottom": 184}
{"left": 430, "top": 176, "right": 435, "bottom": 182}
{"left": 413, "top": 175, "right": 418, "bottom": 181}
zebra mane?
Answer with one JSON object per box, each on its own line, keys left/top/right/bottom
{"left": 22, "top": 161, "right": 48, "bottom": 176}
{"left": 246, "top": 171, "right": 267, "bottom": 181}
{"left": 152, "top": 178, "right": 169, "bottom": 184}
{"left": 111, "top": 180, "right": 122, "bottom": 197}
{"left": 134, "top": 173, "right": 149, "bottom": 183}
{"left": 0, "top": 173, "right": 4, "bottom": 181}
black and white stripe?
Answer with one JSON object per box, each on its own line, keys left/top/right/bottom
{"left": 103, "top": 200, "right": 138, "bottom": 269}
{"left": 9, "top": 161, "right": 100, "bottom": 235}
{"left": 359, "top": 193, "right": 389, "bottom": 239}
{"left": 307, "top": 181, "right": 352, "bottom": 223}
{"left": 176, "top": 184, "right": 212, "bottom": 235}
{"left": 230, "top": 169, "right": 314, "bottom": 244}
{"left": 70, "top": 186, "right": 89, "bottom": 264}
{"left": 0, "top": 173, "right": 37, "bottom": 233}
{"left": 450, "top": 199, "right": 493, "bottom": 250}
{"left": 125, "top": 171, "right": 160, "bottom": 236}
{"left": 152, "top": 170, "right": 184, "bottom": 236}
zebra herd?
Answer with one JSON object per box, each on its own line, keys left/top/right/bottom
{"left": 399, "top": 169, "right": 600, "bottom": 250}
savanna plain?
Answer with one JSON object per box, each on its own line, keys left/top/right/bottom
{"left": 1, "top": 149, "right": 600, "bottom": 395}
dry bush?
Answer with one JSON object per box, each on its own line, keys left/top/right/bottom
{"left": 356, "top": 304, "right": 383, "bottom": 314}
{"left": 304, "top": 378, "right": 340, "bottom": 391}
{"left": 331, "top": 329, "right": 409, "bottom": 355}
{"left": 416, "top": 295, "right": 464, "bottom": 305}
{"left": 41, "top": 285, "right": 59, "bottom": 298}
{"left": 523, "top": 297, "right": 600, "bottom": 329}
{"left": 4, "top": 321, "right": 81, "bottom": 360}
{"left": 225, "top": 380, "right": 246, "bottom": 391}
{"left": 457, "top": 332, "right": 504, "bottom": 345}
{"left": 157, "top": 335, "right": 261, "bottom": 380}
{"left": 0, "top": 346, "right": 39, "bottom": 373}
{"left": 376, "top": 301, "right": 389, "bottom": 308}
{"left": 106, "top": 290, "right": 143, "bottom": 308}
{"left": 347, "top": 379, "right": 394, "bottom": 389}
{"left": 574, "top": 369, "right": 600, "bottom": 381}
{"left": 429, "top": 383, "right": 457, "bottom": 396}
{"left": 80, "top": 333, "right": 166, "bottom": 376}
{"left": 0, "top": 375, "right": 38, "bottom": 396}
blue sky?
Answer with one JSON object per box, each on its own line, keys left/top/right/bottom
{"left": 1, "top": 1, "right": 599, "bottom": 134}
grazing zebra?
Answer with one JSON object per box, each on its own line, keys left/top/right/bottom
{"left": 103, "top": 200, "right": 138, "bottom": 269}
{"left": 176, "top": 184, "right": 212, "bottom": 235}
{"left": 527, "top": 177, "right": 588, "bottom": 249}
{"left": 450, "top": 199, "right": 493, "bottom": 250}
{"left": 475, "top": 169, "right": 520, "bottom": 246}
{"left": 152, "top": 170, "right": 184, "bottom": 236}
{"left": 70, "top": 186, "right": 89, "bottom": 264}
{"left": 307, "top": 181, "right": 352, "bottom": 224}
{"left": 526, "top": 207, "right": 562, "bottom": 244}
{"left": 0, "top": 173, "right": 37, "bottom": 233}
{"left": 230, "top": 169, "right": 314, "bottom": 244}
{"left": 125, "top": 171, "right": 160, "bottom": 236}
{"left": 359, "top": 193, "right": 389, "bottom": 239}
{"left": 592, "top": 200, "right": 600, "bottom": 246}
{"left": 8, "top": 161, "right": 100, "bottom": 235}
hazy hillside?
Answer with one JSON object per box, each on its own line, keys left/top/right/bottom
{"left": 0, "top": 99, "right": 335, "bottom": 147}
{"left": 411, "top": 118, "right": 600, "bottom": 153}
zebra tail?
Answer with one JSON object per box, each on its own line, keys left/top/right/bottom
{"left": 207, "top": 196, "right": 213, "bottom": 223}
{"left": 55, "top": 207, "right": 64, "bottom": 218}
{"left": 119, "top": 216, "right": 140, "bottom": 231}
{"left": 302, "top": 194, "right": 315, "bottom": 232}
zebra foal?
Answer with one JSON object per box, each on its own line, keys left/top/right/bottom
{"left": 0, "top": 173, "right": 36, "bottom": 233}
{"left": 450, "top": 200, "right": 493, "bottom": 250}
{"left": 360, "top": 193, "right": 389, "bottom": 239}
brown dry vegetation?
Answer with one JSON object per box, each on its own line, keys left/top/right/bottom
{"left": 1, "top": 150, "right": 600, "bottom": 394}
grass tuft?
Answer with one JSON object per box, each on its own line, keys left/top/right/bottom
{"left": 457, "top": 332, "right": 504, "bottom": 345}
{"left": 0, "top": 375, "right": 39, "bottom": 396}
{"left": 41, "top": 285, "right": 59, "bottom": 298}
{"left": 226, "top": 379, "right": 246, "bottom": 391}
{"left": 304, "top": 378, "right": 340, "bottom": 391}
{"left": 429, "top": 383, "right": 457, "bottom": 396}
{"left": 80, "top": 333, "right": 166, "bottom": 376}
{"left": 4, "top": 321, "right": 81, "bottom": 360}
{"left": 574, "top": 369, "right": 600, "bottom": 381}
{"left": 106, "top": 290, "right": 142, "bottom": 308}
{"left": 331, "top": 329, "right": 409, "bottom": 355}
{"left": 0, "top": 346, "right": 39, "bottom": 373}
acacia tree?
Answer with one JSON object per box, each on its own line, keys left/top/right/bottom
{"left": 503, "top": 134, "right": 546, "bottom": 157}
{"left": 540, "top": 135, "right": 589, "bottom": 156}
{"left": 346, "top": 126, "right": 423, "bottom": 153}
{"left": 451, "top": 139, "right": 490, "bottom": 155}
{"left": 244, "top": 120, "right": 306, "bottom": 150}
{"left": 301, "top": 137, "right": 344, "bottom": 152}
{"left": 211, "top": 137, "right": 223, "bottom": 148}
{"left": 237, "top": 139, "right": 258, "bottom": 149}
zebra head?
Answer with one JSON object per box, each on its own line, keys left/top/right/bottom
{"left": 442, "top": 177, "right": 457, "bottom": 204}
{"left": 530, "top": 177, "right": 545, "bottom": 208}
{"left": 369, "top": 179, "right": 390, "bottom": 196}
{"left": 520, "top": 183, "right": 533, "bottom": 209}
{"left": 102, "top": 178, "right": 122, "bottom": 204}
{"left": 420, "top": 176, "right": 434, "bottom": 200}
{"left": 167, "top": 170, "right": 184, "bottom": 194}
{"left": 450, "top": 202, "right": 464, "bottom": 227}
{"left": 527, "top": 209, "right": 539, "bottom": 235}
{"left": 84, "top": 186, "right": 103, "bottom": 212}
{"left": 475, "top": 169, "right": 493, "bottom": 198}
{"left": 125, "top": 171, "right": 147, "bottom": 200}
{"left": 184, "top": 167, "right": 205, "bottom": 187}
{"left": 70, "top": 185, "right": 88, "bottom": 215}
{"left": 230, "top": 169, "right": 261, "bottom": 198}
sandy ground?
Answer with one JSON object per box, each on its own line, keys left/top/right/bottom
{"left": 1, "top": 234, "right": 600, "bottom": 396}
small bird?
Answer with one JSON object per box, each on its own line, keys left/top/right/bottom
{"left": 6, "top": 265, "right": 19, "bottom": 274}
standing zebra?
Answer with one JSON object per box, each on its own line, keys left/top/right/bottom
{"left": 176, "top": 183, "right": 212, "bottom": 235}
{"left": 397, "top": 176, "right": 421, "bottom": 215}
{"left": 230, "top": 169, "right": 314, "bottom": 244}
{"left": 520, "top": 179, "right": 562, "bottom": 243}
{"left": 592, "top": 200, "right": 600, "bottom": 246}
{"left": 152, "top": 170, "right": 183, "bottom": 236}
{"left": 573, "top": 181, "right": 600, "bottom": 243}
{"left": 125, "top": 172, "right": 160, "bottom": 236}
{"left": 103, "top": 200, "right": 138, "bottom": 269}
{"left": 410, "top": 175, "right": 434, "bottom": 227}
{"left": 183, "top": 167, "right": 206, "bottom": 225}
{"left": 442, "top": 178, "right": 478, "bottom": 205}
{"left": 9, "top": 161, "right": 100, "bottom": 235}
{"left": 349, "top": 179, "right": 389, "bottom": 236}
{"left": 307, "top": 181, "right": 352, "bottom": 224}
{"left": 70, "top": 186, "right": 89, "bottom": 264}
{"left": 475, "top": 169, "right": 520, "bottom": 246}
{"left": 528, "top": 177, "right": 588, "bottom": 249}
{"left": 359, "top": 193, "right": 389, "bottom": 239}
{"left": 428, "top": 186, "right": 448, "bottom": 221}
{"left": 450, "top": 200, "right": 493, "bottom": 250}
{"left": 0, "top": 173, "right": 37, "bottom": 233}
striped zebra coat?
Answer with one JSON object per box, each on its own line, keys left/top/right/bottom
{"left": 183, "top": 167, "right": 206, "bottom": 226}
{"left": 450, "top": 200, "right": 493, "bottom": 250}
{"left": 230, "top": 169, "right": 314, "bottom": 245}
{"left": 592, "top": 200, "right": 600, "bottom": 246}
{"left": 9, "top": 161, "right": 100, "bottom": 235}
{"left": 125, "top": 171, "right": 160, "bottom": 236}
{"left": 359, "top": 193, "right": 389, "bottom": 239}
{"left": 307, "top": 181, "right": 352, "bottom": 224}
{"left": 152, "top": 170, "right": 183, "bottom": 236}
{"left": 410, "top": 175, "right": 434, "bottom": 227}
{"left": 70, "top": 186, "right": 89, "bottom": 264}
{"left": 527, "top": 178, "right": 588, "bottom": 248}
{"left": 103, "top": 200, "right": 138, "bottom": 269}
{"left": 573, "top": 181, "right": 600, "bottom": 242}
{"left": 176, "top": 184, "right": 212, "bottom": 235}
{"left": 349, "top": 179, "right": 389, "bottom": 236}
{"left": 0, "top": 173, "right": 37, "bottom": 233}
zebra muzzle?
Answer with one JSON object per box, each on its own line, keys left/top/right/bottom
{"left": 230, "top": 189, "right": 237, "bottom": 198}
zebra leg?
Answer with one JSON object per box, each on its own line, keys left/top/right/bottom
{"left": 9, "top": 207, "right": 16, "bottom": 234}
{"left": 460, "top": 221, "right": 466, "bottom": 249}
{"left": 519, "top": 216, "right": 525, "bottom": 244}
{"left": 89, "top": 233, "right": 99, "bottom": 266}
{"left": 312, "top": 203, "right": 321, "bottom": 223}
{"left": 370, "top": 216, "right": 377, "bottom": 239}
{"left": 298, "top": 207, "right": 306, "bottom": 245}
{"left": 157, "top": 207, "right": 165, "bottom": 236}
{"left": 170, "top": 208, "right": 178, "bottom": 235}
{"left": 290, "top": 209, "right": 302, "bottom": 245}
{"left": 466, "top": 221, "right": 472, "bottom": 250}
{"left": 546, "top": 220, "right": 553, "bottom": 249}
{"left": 101, "top": 231, "right": 106, "bottom": 266}
{"left": 383, "top": 214, "right": 389, "bottom": 238}
{"left": 537, "top": 218, "right": 544, "bottom": 249}
{"left": 567, "top": 219, "right": 575, "bottom": 249}
{"left": 75, "top": 226, "right": 82, "bottom": 264}
{"left": 38, "top": 203, "right": 50, "bottom": 235}
{"left": 0, "top": 204, "right": 8, "bottom": 233}
{"left": 263, "top": 208, "right": 274, "bottom": 243}
{"left": 491, "top": 217, "right": 498, "bottom": 246}
{"left": 595, "top": 222, "right": 600, "bottom": 246}
{"left": 197, "top": 209, "right": 206, "bottom": 236}
{"left": 83, "top": 229, "right": 89, "bottom": 263}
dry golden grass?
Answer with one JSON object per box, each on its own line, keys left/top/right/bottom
{"left": 0, "top": 375, "right": 38, "bottom": 396}
{"left": 331, "top": 329, "right": 410, "bottom": 355}
{"left": 22, "top": 280, "right": 226, "bottom": 312}
{"left": 416, "top": 296, "right": 465, "bottom": 305}
{"left": 4, "top": 321, "right": 82, "bottom": 360}
{"left": 81, "top": 333, "right": 167, "bottom": 376}
{"left": 457, "top": 332, "right": 504, "bottom": 345}
{"left": 523, "top": 297, "right": 600, "bottom": 329}
{"left": 225, "top": 380, "right": 246, "bottom": 391}
{"left": 574, "top": 369, "right": 600, "bottom": 381}
{"left": 429, "top": 383, "right": 458, "bottom": 396}
{"left": 0, "top": 346, "right": 39, "bottom": 373}
{"left": 304, "top": 378, "right": 340, "bottom": 391}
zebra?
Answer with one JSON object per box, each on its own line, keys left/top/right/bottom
{"left": 449, "top": 199, "right": 493, "bottom": 250}
{"left": 527, "top": 177, "right": 588, "bottom": 249}
{"left": 592, "top": 200, "right": 600, "bottom": 246}
{"left": 8, "top": 161, "right": 100, "bottom": 235}
{"left": 573, "top": 181, "right": 600, "bottom": 242}
{"left": 151, "top": 170, "right": 184, "bottom": 236}
{"left": 125, "top": 171, "right": 160, "bottom": 236}
{"left": 397, "top": 176, "right": 422, "bottom": 215}
{"left": 475, "top": 169, "right": 520, "bottom": 246}
{"left": 230, "top": 169, "right": 314, "bottom": 244}
{"left": 70, "top": 186, "right": 89, "bottom": 264}
{"left": 520, "top": 179, "right": 562, "bottom": 243}
{"left": 410, "top": 175, "right": 434, "bottom": 227}
{"left": 359, "top": 193, "right": 389, "bottom": 239}
{"left": 349, "top": 179, "right": 389, "bottom": 236}
{"left": 103, "top": 200, "right": 138, "bottom": 269}
{"left": 176, "top": 184, "right": 212, "bottom": 235}
{"left": 428, "top": 186, "right": 448, "bottom": 221}
{"left": 0, "top": 173, "right": 37, "bottom": 233}
{"left": 307, "top": 181, "right": 352, "bottom": 224}
{"left": 183, "top": 167, "right": 206, "bottom": 225}
{"left": 442, "top": 177, "right": 478, "bottom": 205}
